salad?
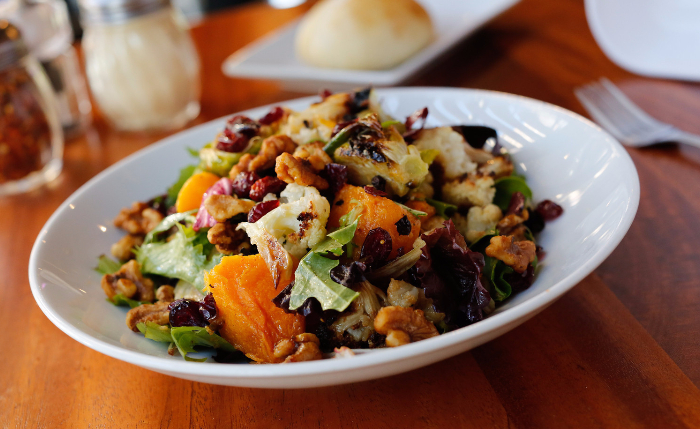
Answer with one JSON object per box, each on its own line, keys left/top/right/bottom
{"left": 97, "top": 89, "right": 562, "bottom": 363}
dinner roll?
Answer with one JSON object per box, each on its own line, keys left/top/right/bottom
{"left": 295, "top": 0, "right": 433, "bottom": 70}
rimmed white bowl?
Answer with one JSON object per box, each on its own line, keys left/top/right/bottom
{"left": 29, "top": 88, "right": 639, "bottom": 388}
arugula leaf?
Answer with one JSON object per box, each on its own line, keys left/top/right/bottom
{"left": 136, "top": 212, "right": 221, "bottom": 291}
{"left": 95, "top": 255, "right": 122, "bottom": 275}
{"left": 425, "top": 198, "right": 457, "bottom": 218}
{"left": 137, "top": 322, "right": 173, "bottom": 343}
{"left": 484, "top": 256, "right": 514, "bottom": 302}
{"left": 397, "top": 203, "right": 427, "bottom": 217}
{"left": 107, "top": 294, "right": 150, "bottom": 309}
{"left": 312, "top": 218, "right": 360, "bottom": 257}
{"left": 187, "top": 147, "right": 200, "bottom": 158}
{"left": 493, "top": 176, "right": 533, "bottom": 211}
{"left": 166, "top": 165, "right": 197, "bottom": 207}
{"left": 289, "top": 252, "right": 360, "bottom": 312}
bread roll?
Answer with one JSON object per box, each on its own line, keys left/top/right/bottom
{"left": 295, "top": 0, "right": 433, "bottom": 70}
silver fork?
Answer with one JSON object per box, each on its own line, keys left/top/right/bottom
{"left": 575, "top": 78, "right": 700, "bottom": 149}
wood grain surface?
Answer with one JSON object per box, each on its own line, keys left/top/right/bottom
{"left": 3, "top": 0, "right": 700, "bottom": 427}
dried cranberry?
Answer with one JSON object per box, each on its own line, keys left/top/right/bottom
{"left": 361, "top": 227, "right": 392, "bottom": 268}
{"left": 451, "top": 126, "right": 498, "bottom": 149}
{"left": 536, "top": 200, "right": 563, "bottom": 221}
{"left": 503, "top": 264, "right": 535, "bottom": 292}
{"left": 364, "top": 185, "right": 388, "bottom": 198}
{"left": 248, "top": 200, "right": 280, "bottom": 223}
{"left": 217, "top": 115, "right": 260, "bottom": 152}
{"left": 320, "top": 89, "right": 333, "bottom": 100}
{"left": 347, "top": 88, "right": 371, "bottom": 114}
{"left": 506, "top": 192, "right": 526, "bottom": 216}
{"left": 536, "top": 245, "right": 546, "bottom": 261}
{"left": 371, "top": 175, "right": 387, "bottom": 192}
{"left": 232, "top": 171, "right": 260, "bottom": 198}
{"left": 259, "top": 106, "right": 284, "bottom": 125}
{"left": 249, "top": 176, "right": 287, "bottom": 201}
{"left": 321, "top": 163, "right": 348, "bottom": 195}
{"left": 524, "top": 210, "right": 545, "bottom": 233}
{"left": 330, "top": 261, "right": 367, "bottom": 286}
{"left": 147, "top": 194, "right": 169, "bottom": 216}
{"left": 395, "top": 215, "right": 412, "bottom": 236}
{"left": 403, "top": 107, "right": 429, "bottom": 141}
{"left": 169, "top": 294, "right": 219, "bottom": 327}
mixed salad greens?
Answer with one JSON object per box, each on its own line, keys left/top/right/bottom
{"left": 97, "top": 88, "right": 562, "bottom": 363}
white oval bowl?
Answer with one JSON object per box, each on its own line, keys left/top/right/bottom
{"left": 29, "top": 87, "right": 639, "bottom": 388}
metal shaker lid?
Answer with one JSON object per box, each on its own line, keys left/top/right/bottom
{"left": 78, "top": 0, "right": 170, "bottom": 25}
{"left": 0, "top": 20, "right": 28, "bottom": 70}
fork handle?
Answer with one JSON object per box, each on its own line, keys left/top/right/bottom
{"left": 673, "top": 130, "right": 700, "bottom": 150}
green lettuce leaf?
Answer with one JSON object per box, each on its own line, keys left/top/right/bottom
{"left": 137, "top": 321, "right": 173, "bottom": 343}
{"left": 95, "top": 255, "right": 122, "bottom": 275}
{"left": 484, "top": 256, "right": 514, "bottom": 302}
{"left": 170, "top": 326, "right": 236, "bottom": 357}
{"left": 135, "top": 212, "right": 221, "bottom": 291}
{"left": 136, "top": 322, "right": 237, "bottom": 361}
{"left": 289, "top": 253, "right": 359, "bottom": 312}
{"left": 198, "top": 139, "right": 262, "bottom": 177}
{"left": 107, "top": 294, "right": 150, "bottom": 309}
{"left": 166, "top": 165, "right": 197, "bottom": 207}
{"left": 425, "top": 198, "right": 457, "bottom": 218}
{"left": 493, "top": 176, "right": 533, "bottom": 211}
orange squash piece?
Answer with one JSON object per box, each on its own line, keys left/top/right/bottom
{"left": 328, "top": 185, "right": 420, "bottom": 260}
{"left": 175, "top": 171, "right": 220, "bottom": 213}
{"left": 205, "top": 254, "right": 305, "bottom": 363}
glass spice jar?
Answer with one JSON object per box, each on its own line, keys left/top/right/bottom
{"left": 0, "top": 20, "right": 63, "bottom": 196}
{"left": 78, "top": 0, "right": 201, "bottom": 132}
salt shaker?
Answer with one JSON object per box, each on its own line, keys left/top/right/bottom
{"left": 78, "top": 0, "right": 201, "bottom": 132}
{"left": 0, "top": 20, "right": 63, "bottom": 195}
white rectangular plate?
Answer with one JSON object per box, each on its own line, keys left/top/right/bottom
{"left": 222, "top": 0, "right": 520, "bottom": 91}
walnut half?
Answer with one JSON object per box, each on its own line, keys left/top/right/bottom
{"left": 114, "top": 202, "right": 163, "bottom": 235}
{"left": 273, "top": 333, "right": 323, "bottom": 363}
{"left": 374, "top": 306, "right": 439, "bottom": 347}
{"left": 101, "top": 260, "right": 154, "bottom": 302}
{"left": 485, "top": 235, "right": 536, "bottom": 273}
{"left": 275, "top": 152, "right": 329, "bottom": 190}
{"left": 125, "top": 285, "right": 175, "bottom": 332}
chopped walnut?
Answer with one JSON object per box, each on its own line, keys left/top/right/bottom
{"left": 229, "top": 153, "right": 254, "bottom": 179}
{"left": 114, "top": 202, "right": 163, "bottom": 235}
{"left": 374, "top": 306, "right": 439, "bottom": 347}
{"left": 497, "top": 209, "right": 529, "bottom": 232}
{"left": 101, "top": 260, "right": 154, "bottom": 301}
{"left": 110, "top": 234, "right": 144, "bottom": 261}
{"left": 273, "top": 333, "right": 323, "bottom": 363}
{"left": 207, "top": 223, "right": 251, "bottom": 255}
{"left": 156, "top": 285, "right": 175, "bottom": 302}
{"left": 387, "top": 279, "right": 420, "bottom": 308}
{"left": 293, "top": 141, "right": 333, "bottom": 171}
{"left": 249, "top": 135, "right": 297, "bottom": 172}
{"left": 485, "top": 235, "right": 536, "bottom": 273}
{"left": 275, "top": 152, "right": 329, "bottom": 190}
{"left": 204, "top": 194, "right": 256, "bottom": 222}
{"left": 125, "top": 301, "right": 170, "bottom": 332}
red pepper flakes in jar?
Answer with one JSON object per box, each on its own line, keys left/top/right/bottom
{"left": 0, "top": 65, "right": 54, "bottom": 183}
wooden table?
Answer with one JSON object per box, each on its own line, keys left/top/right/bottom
{"left": 3, "top": 0, "right": 700, "bottom": 427}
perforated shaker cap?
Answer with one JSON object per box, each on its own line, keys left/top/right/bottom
{"left": 78, "top": 0, "right": 170, "bottom": 25}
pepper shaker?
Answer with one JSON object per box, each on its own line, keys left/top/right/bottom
{"left": 78, "top": 0, "right": 201, "bottom": 132}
